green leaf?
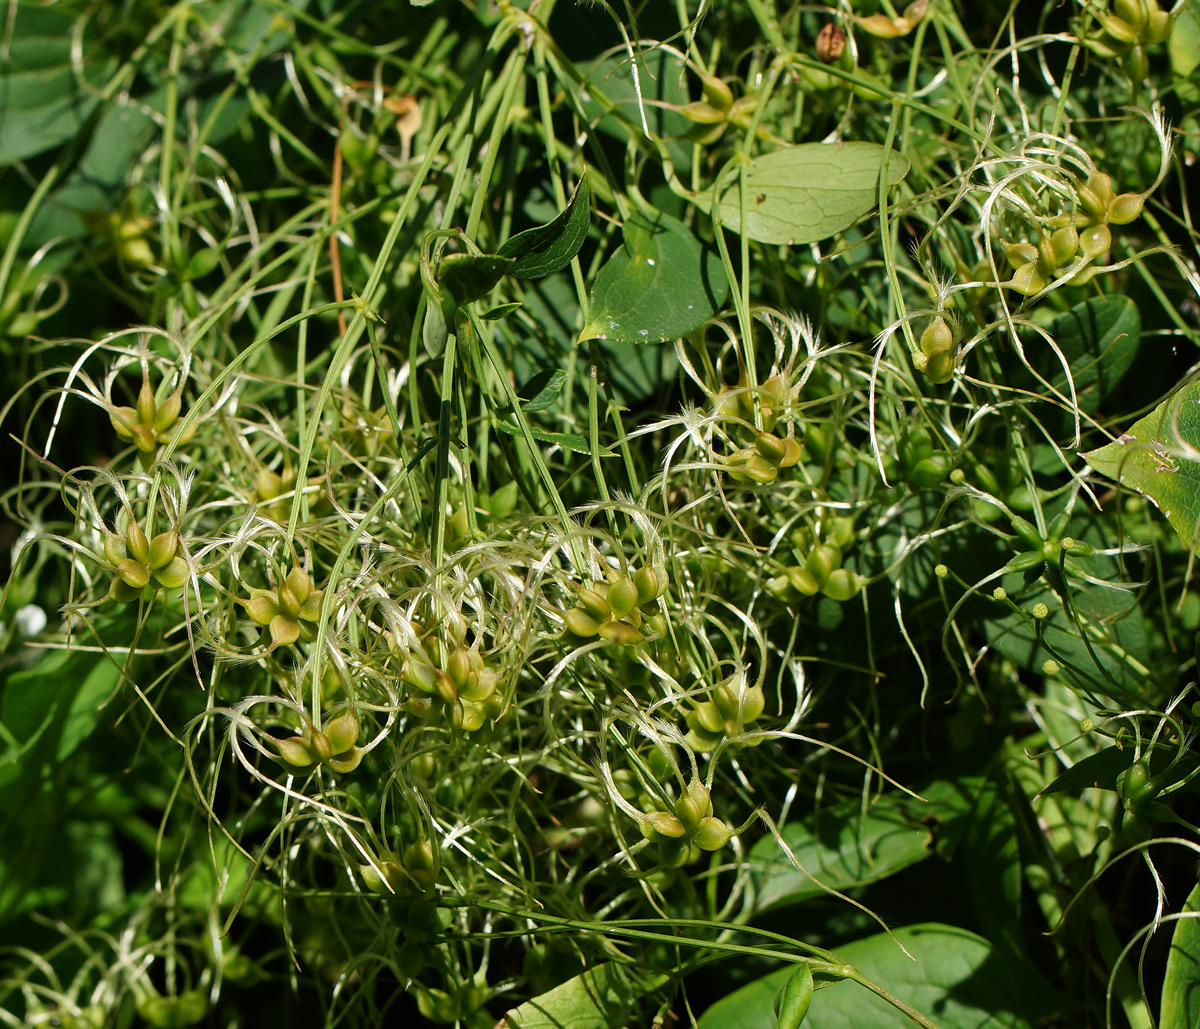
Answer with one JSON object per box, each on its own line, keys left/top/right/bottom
{"left": 1083, "top": 380, "right": 1200, "bottom": 550}
{"left": 0, "top": 3, "right": 115, "bottom": 163}
{"left": 517, "top": 369, "right": 568, "bottom": 412}
{"left": 1040, "top": 744, "right": 1199, "bottom": 798}
{"left": 1169, "top": 1, "right": 1200, "bottom": 101}
{"left": 499, "top": 176, "right": 591, "bottom": 279}
{"left": 438, "top": 252, "right": 516, "bottom": 307}
{"left": 747, "top": 789, "right": 960, "bottom": 912}
{"left": 713, "top": 143, "right": 910, "bottom": 246}
{"left": 697, "top": 924, "right": 1063, "bottom": 1029}
{"left": 492, "top": 420, "right": 613, "bottom": 457}
{"left": 504, "top": 963, "right": 636, "bottom": 1029}
{"left": 578, "top": 50, "right": 692, "bottom": 172}
{"left": 1161, "top": 882, "right": 1200, "bottom": 1029}
{"left": 579, "top": 211, "right": 727, "bottom": 344}
{"left": 1040, "top": 296, "right": 1140, "bottom": 414}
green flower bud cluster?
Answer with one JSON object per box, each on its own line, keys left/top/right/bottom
{"left": 562, "top": 566, "right": 667, "bottom": 644}
{"left": 766, "top": 516, "right": 863, "bottom": 604}
{"left": 104, "top": 522, "right": 189, "bottom": 603}
{"left": 135, "top": 989, "right": 208, "bottom": 1029}
{"left": 677, "top": 74, "right": 758, "bottom": 145}
{"left": 912, "top": 316, "right": 957, "bottom": 385}
{"left": 109, "top": 375, "right": 193, "bottom": 459}
{"left": 254, "top": 463, "right": 297, "bottom": 521}
{"left": 1004, "top": 170, "right": 1145, "bottom": 296}
{"left": 400, "top": 630, "right": 508, "bottom": 733}
{"left": 884, "top": 426, "right": 954, "bottom": 490}
{"left": 684, "top": 671, "right": 766, "bottom": 751}
{"left": 359, "top": 838, "right": 437, "bottom": 897}
{"left": 715, "top": 373, "right": 792, "bottom": 434}
{"left": 1081, "top": 0, "right": 1175, "bottom": 82}
{"left": 241, "top": 566, "right": 323, "bottom": 649}
{"left": 638, "top": 780, "right": 735, "bottom": 867}
{"left": 272, "top": 710, "right": 363, "bottom": 773}
{"left": 725, "top": 428, "right": 804, "bottom": 485}
{"left": 1003, "top": 508, "right": 1096, "bottom": 577}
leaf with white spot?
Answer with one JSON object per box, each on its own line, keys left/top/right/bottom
{"left": 1083, "top": 380, "right": 1200, "bottom": 550}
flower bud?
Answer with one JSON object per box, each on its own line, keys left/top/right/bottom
{"left": 564, "top": 607, "right": 603, "bottom": 637}
{"left": 785, "top": 565, "right": 821, "bottom": 596}
{"left": 821, "top": 568, "right": 863, "bottom": 602}
{"left": 692, "top": 816, "right": 734, "bottom": 850}
{"left": 1100, "top": 14, "right": 1138, "bottom": 45}
{"left": 245, "top": 594, "right": 279, "bottom": 626}
{"left": 597, "top": 621, "right": 644, "bottom": 644}
{"left": 681, "top": 101, "right": 727, "bottom": 125}
{"left": 1113, "top": 0, "right": 1149, "bottom": 31}
{"left": 1049, "top": 225, "right": 1079, "bottom": 266}
{"left": 1108, "top": 192, "right": 1144, "bottom": 225}
{"left": 1009, "top": 263, "right": 1047, "bottom": 296}
{"left": 153, "top": 555, "right": 189, "bottom": 590}
{"left": 855, "top": 13, "right": 906, "bottom": 37}
{"left": 693, "top": 701, "right": 724, "bottom": 734}
{"left": 275, "top": 736, "right": 315, "bottom": 768}
{"left": 148, "top": 530, "right": 179, "bottom": 569}
{"left": 606, "top": 576, "right": 640, "bottom": 619}
{"left": 699, "top": 73, "right": 734, "bottom": 111}
{"left": 116, "top": 558, "right": 150, "bottom": 589}
{"left": 103, "top": 533, "right": 127, "bottom": 567}
{"left": 914, "top": 346, "right": 956, "bottom": 385}
{"left": 256, "top": 468, "right": 283, "bottom": 500}
{"left": 269, "top": 614, "right": 301, "bottom": 648}
{"left": 136, "top": 379, "right": 156, "bottom": 426}
{"left": 577, "top": 587, "right": 612, "bottom": 623}
{"left": 754, "top": 430, "right": 789, "bottom": 464}
{"left": 920, "top": 317, "right": 953, "bottom": 353}
{"left": 324, "top": 712, "right": 360, "bottom": 754}
{"left": 1144, "top": 9, "right": 1171, "bottom": 43}
{"left": 1077, "top": 183, "right": 1108, "bottom": 220}
{"left": 633, "top": 566, "right": 664, "bottom": 605}
{"left": 1122, "top": 44, "right": 1148, "bottom": 83}
{"left": 674, "top": 781, "right": 713, "bottom": 831}
{"left": 307, "top": 729, "right": 333, "bottom": 764}
{"left": 806, "top": 543, "right": 842, "bottom": 585}
{"left": 640, "top": 811, "right": 687, "bottom": 842}
{"left": 446, "top": 647, "right": 472, "bottom": 689}
{"left": 778, "top": 437, "right": 803, "bottom": 468}
{"left": 1003, "top": 242, "right": 1038, "bottom": 268}
{"left": 154, "top": 393, "right": 182, "bottom": 433}
{"left": 126, "top": 524, "right": 150, "bottom": 566}
{"left": 1079, "top": 223, "right": 1112, "bottom": 259}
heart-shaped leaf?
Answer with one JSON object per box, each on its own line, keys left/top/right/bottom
{"left": 579, "top": 210, "right": 727, "bottom": 344}
{"left": 1041, "top": 296, "right": 1140, "bottom": 413}
{"left": 1083, "top": 380, "right": 1200, "bottom": 551}
{"left": 713, "top": 142, "right": 910, "bottom": 245}
{"left": 499, "top": 175, "right": 591, "bottom": 279}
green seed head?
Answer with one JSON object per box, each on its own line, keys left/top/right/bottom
{"left": 564, "top": 607, "right": 603, "bottom": 638}
{"left": 821, "top": 568, "right": 862, "bottom": 602}
{"left": 920, "top": 316, "right": 954, "bottom": 353}
{"left": 674, "top": 781, "right": 713, "bottom": 831}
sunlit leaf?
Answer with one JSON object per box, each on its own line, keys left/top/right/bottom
{"left": 713, "top": 142, "right": 910, "bottom": 245}
{"left": 1083, "top": 380, "right": 1200, "bottom": 551}
{"left": 500, "top": 175, "right": 591, "bottom": 279}
{"left": 579, "top": 210, "right": 726, "bottom": 344}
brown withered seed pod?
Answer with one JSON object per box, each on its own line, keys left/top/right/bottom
{"left": 816, "top": 23, "right": 847, "bottom": 64}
